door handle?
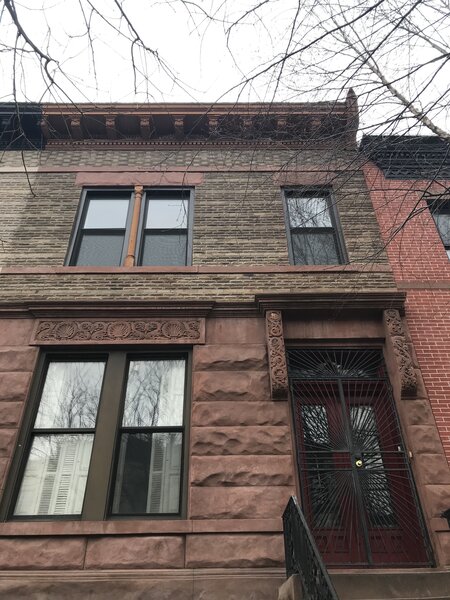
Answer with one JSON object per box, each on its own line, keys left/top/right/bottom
{"left": 355, "top": 458, "right": 363, "bottom": 468}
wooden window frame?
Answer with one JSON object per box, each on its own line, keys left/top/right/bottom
{"left": 0, "top": 349, "right": 191, "bottom": 522}
{"left": 283, "top": 188, "right": 347, "bottom": 265}
{"left": 66, "top": 186, "right": 194, "bottom": 267}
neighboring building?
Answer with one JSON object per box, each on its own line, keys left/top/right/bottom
{"left": 0, "top": 99, "right": 448, "bottom": 598}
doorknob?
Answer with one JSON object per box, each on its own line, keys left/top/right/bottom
{"left": 355, "top": 459, "right": 363, "bottom": 468}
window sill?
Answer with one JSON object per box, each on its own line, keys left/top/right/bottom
{"left": 0, "top": 518, "right": 282, "bottom": 536}
{"left": 0, "top": 263, "right": 393, "bottom": 275}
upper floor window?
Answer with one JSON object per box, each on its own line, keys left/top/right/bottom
{"left": 428, "top": 197, "right": 450, "bottom": 258}
{"left": 284, "top": 189, "right": 345, "bottom": 265}
{"left": 4, "top": 352, "right": 188, "bottom": 520}
{"left": 69, "top": 187, "right": 193, "bottom": 267}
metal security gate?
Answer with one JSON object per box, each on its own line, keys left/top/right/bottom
{"left": 288, "top": 349, "right": 433, "bottom": 567}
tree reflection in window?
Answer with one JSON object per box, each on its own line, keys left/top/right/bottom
{"left": 112, "top": 359, "right": 185, "bottom": 515}
{"left": 350, "top": 405, "right": 396, "bottom": 528}
{"left": 301, "top": 404, "right": 342, "bottom": 529}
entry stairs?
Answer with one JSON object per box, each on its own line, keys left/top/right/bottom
{"left": 278, "top": 569, "right": 450, "bottom": 600}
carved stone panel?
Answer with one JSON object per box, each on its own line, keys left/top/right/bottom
{"left": 265, "top": 311, "right": 288, "bottom": 400}
{"left": 32, "top": 318, "right": 205, "bottom": 345}
{"left": 384, "top": 309, "right": 417, "bottom": 397}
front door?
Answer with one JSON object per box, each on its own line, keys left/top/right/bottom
{"left": 288, "top": 349, "right": 432, "bottom": 567}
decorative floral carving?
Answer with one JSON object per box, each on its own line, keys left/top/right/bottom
{"left": 383, "top": 309, "right": 417, "bottom": 397}
{"left": 265, "top": 310, "right": 288, "bottom": 400}
{"left": 33, "top": 319, "right": 204, "bottom": 345}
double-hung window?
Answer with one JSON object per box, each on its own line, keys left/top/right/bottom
{"left": 70, "top": 191, "right": 133, "bottom": 267}
{"left": 284, "top": 189, "right": 345, "bottom": 265}
{"left": 140, "top": 190, "right": 190, "bottom": 266}
{"left": 6, "top": 352, "right": 188, "bottom": 519}
{"left": 428, "top": 197, "right": 450, "bottom": 258}
{"left": 69, "top": 188, "right": 193, "bottom": 267}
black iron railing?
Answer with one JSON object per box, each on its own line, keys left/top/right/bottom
{"left": 283, "top": 496, "right": 339, "bottom": 600}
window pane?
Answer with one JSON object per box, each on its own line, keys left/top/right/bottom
{"left": 292, "top": 231, "right": 339, "bottom": 265}
{"left": 434, "top": 212, "right": 450, "bottom": 245}
{"left": 146, "top": 199, "right": 188, "bottom": 229}
{"left": 76, "top": 232, "right": 125, "bottom": 266}
{"left": 112, "top": 432, "right": 182, "bottom": 515}
{"left": 84, "top": 198, "right": 129, "bottom": 229}
{"left": 122, "top": 359, "right": 185, "bottom": 427}
{"left": 14, "top": 434, "right": 94, "bottom": 516}
{"left": 35, "top": 361, "right": 105, "bottom": 429}
{"left": 141, "top": 233, "right": 187, "bottom": 266}
{"left": 288, "top": 195, "right": 332, "bottom": 228}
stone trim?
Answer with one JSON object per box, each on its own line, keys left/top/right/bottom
{"left": 31, "top": 318, "right": 205, "bottom": 345}
{"left": 75, "top": 171, "right": 204, "bottom": 187}
{"left": 0, "top": 264, "right": 393, "bottom": 275}
{"left": 265, "top": 311, "right": 289, "bottom": 400}
{"left": 0, "top": 518, "right": 282, "bottom": 537}
{"left": 383, "top": 309, "right": 417, "bottom": 397}
{"left": 257, "top": 290, "right": 405, "bottom": 313}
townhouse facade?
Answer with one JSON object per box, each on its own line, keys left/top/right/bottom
{"left": 362, "top": 135, "right": 450, "bottom": 563}
{"left": 0, "top": 99, "right": 448, "bottom": 598}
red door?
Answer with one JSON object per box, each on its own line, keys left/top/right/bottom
{"left": 289, "top": 349, "right": 432, "bottom": 567}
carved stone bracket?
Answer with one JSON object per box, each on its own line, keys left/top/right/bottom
{"left": 32, "top": 318, "right": 205, "bottom": 345}
{"left": 265, "top": 310, "right": 289, "bottom": 400}
{"left": 383, "top": 309, "right": 417, "bottom": 397}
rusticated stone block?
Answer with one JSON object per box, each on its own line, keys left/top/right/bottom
{"left": 0, "top": 372, "right": 32, "bottom": 402}
{"left": 0, "top": 320, "right": 34, "bottom": 346}
{"left": 0, "top": 430, "right": 16, "bottom": 457}
{"left": 0, "top": 577, "right": 194, "bottom": 600}
{"left": 194, "top": 344, "right": 267, "bottom": 371}
{"left": 408, "top": 425, "right": 445, "bottom": 455}
{"left": 413, "top": 453, "right": 450, "bottom": 485}
{"left": 191, "top": 426, "right": 291, "bottom": 456}
{"left": 437, "top": 532, "right": 450, "bottom": 566}
{"left": 0, "top": 537, "right": 85, "bottom": 569}
{"left": 0, "top": 402, "right": 23, "bottom": 427}
{"left": 186, "top": 533, "right": 284, "bottom": 568}
{"left": 403, "top": 400, "right": 434, "bottom": 426}
{"left": 191, "top": 455, "right": 294, "bottom": 486}
{"left": 194, "top": 371, "right": 270, "bottom": 402}
{"left": 422, "top": 485, "right": 450, "bottom": 518}
{"left": 191, "top": 401, "right": 288, "bottom": 427}
{"left": 190, "top": 486, "right": 293, "bottom": 519}
{"left": 0, "top": 458, "right": 8, "bottom": 486}
{"left": 0, "top": 349, "right": 37, "bottom": 372}
{"left": 0, "top": 569, "right": 285, "bottom": 599}
{"left": 193, "top": 571, "right": 285, "bottom": 600}
{"left": 85, "top": 536, "right": 184, "bottom": 569}
{"left": 206, "top": 318, "right": 266, "bottom": 345}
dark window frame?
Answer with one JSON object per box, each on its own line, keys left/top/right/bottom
{"left": 0, "top": 348, "right": 191, "bottom": 522}
{"left": 67, "top": 188, "right": 135, "bottom": 267}
{"left": 428, "top": 196, "right": 450, "bottom": 259}
{"left": 136, "top": 188, "right": 194, "bottom": 267}
{"left": 66, "top": 187, "right": 194, "bottom": 267}
{"left": 283, "top": 188, "right": 347, "bottom": 265}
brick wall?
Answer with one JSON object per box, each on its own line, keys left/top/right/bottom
{"left": 0, "top": 146, "right": 393, "bottom": 302}
{"left": 365, "top": 162, "right": 450, "bottom": 463}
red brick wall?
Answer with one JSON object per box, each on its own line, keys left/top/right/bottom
{"left": 365, "top": 163, "right": 450, "bottom": 462}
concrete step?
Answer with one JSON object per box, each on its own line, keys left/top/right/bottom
{"left": 279, "top": 569, "right": 450, "bottom": 600}
{"left": 330, "top": 569, "right": 450, "bottom": 600}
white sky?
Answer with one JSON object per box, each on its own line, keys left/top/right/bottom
{"left": 1, "top": 0, "right": 449, "bottom": 136}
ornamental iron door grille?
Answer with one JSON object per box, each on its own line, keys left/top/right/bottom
{"left": 287, "top": 349, "right": 433, "bottom": 567}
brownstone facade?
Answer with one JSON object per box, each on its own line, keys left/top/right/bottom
{"left": 0, "top": 102, "right": 449, "bottom": 598}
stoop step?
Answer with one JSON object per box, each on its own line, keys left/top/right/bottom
{"left": 278, "top": 569, "right": 450, "bottom": 600}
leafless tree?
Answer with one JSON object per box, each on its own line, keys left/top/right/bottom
{"left": 0, "top": 0, "right": 449, "bottom": 259}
